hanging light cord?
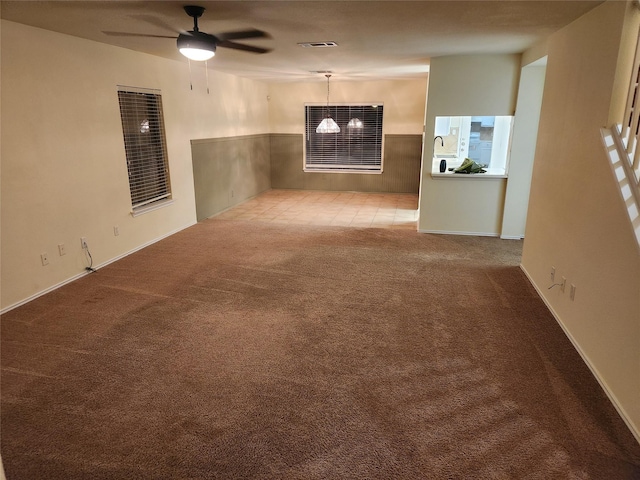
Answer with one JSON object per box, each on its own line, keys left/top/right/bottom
{"left": 325, "top": 74, "right": 331, "bottom": 118}
{"left": 187, "top": 59, "right": 210, "bottom": 93}
{"left": 205, "top": 60, "right": 210, "bottom": 94}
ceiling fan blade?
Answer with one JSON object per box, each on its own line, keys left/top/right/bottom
{"left": 132, "top": 14, "right": 181, "bottom": 35}
{"left": 216, "top": 30, "right": 270, "bottom": 42}
{"left": 102, "top": 31, "right": 177, "bottom": 39}
{"left": 217, "top": 40, "right": 271, "bottom": 54}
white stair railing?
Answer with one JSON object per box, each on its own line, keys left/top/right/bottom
{"left": 603, "top": 126, "right": 640, "bottom": 248}
{"left": 611, "top": 124, "right": 640, "bottom": 200}
{"left": 601, "top": 30, "right": 640, "bottom": 248}
{"left": 616, "top": 31, "right": 640, "bottom": 205}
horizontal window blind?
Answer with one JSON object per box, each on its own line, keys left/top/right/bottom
{"left": 117, "top": 88, "right": 171, "bottom": 210}
{"left": 305, "top": 104, "right": 383, "bottom": 172}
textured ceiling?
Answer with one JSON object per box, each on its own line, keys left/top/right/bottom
{"left": 0, "top": 1, "right": 602, "bottom": 82}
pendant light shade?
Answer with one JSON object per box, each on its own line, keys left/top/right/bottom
{"left": 317, "top": 74, "right": 340, "bottom": 134}
{"left": 316, "top": 117, "right": 341, "bottom": 134}
{"left": 347, "top": 117, "right": 363, "bottom": 129}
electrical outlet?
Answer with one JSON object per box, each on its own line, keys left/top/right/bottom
{"left": 58, "top": 244, "right": 66, "bottom": 256}
{"left": 560, "top": 276, "right": 566, "bottom": 293}
{"left": 81, "top": 237, "right": 88, "bottom": 249}
{"left": 550, "top": 266, "right": 556, "bottom": 282}
{"left": 570, "top": 284, "right": 576, "bottom": 301}
{"left": 114, "top": 226, "right": 119, "bottom": 237}
{"left": 40, "top": 253, "right": 49, "bottom": 266}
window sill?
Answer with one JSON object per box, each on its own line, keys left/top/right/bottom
{"left": 431, "top": 169, "right": 508, "bottom": 179}
{"left": 303, "top": 169, "right": 383, "bottom": 175}
{"left": 131, "top": 199, "right": 174, "bottom": 217}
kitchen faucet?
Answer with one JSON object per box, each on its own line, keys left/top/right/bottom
{"left": 434, "top": 136, "right": 444, "bottom": 147}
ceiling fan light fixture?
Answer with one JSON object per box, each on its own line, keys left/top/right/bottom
{"left": 177, "top": 32, "right": 216, "bottom": 61}
{"left": 179, "top": 47, "right": 215, "bottom": 61}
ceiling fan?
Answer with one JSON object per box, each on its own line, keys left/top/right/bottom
{"left": 103, "top": 5, "right": 271, "bottom": 61}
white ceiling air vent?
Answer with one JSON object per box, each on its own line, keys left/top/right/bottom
{"left": 298, "top": 41, "right": 339, "bottom": 48}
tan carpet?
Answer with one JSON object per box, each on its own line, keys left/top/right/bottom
{"left": 2, "top": 219, "right": 639, "bottom": 479}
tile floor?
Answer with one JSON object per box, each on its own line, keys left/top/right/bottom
{"left": 214, "top": 190, "right": 419, "bottom": 230}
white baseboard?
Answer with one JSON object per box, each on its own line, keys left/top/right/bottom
{"left": 519, "top": 264, "right": 640, "bottom": 445}
{"left": 0, "top": 221, "right": 196, "bottom": 315}
{"left": 418, "top": 229, "right": 499, "bottom": 237}
{"left": 500, "top": 234, "right": 524, "bottom": 240}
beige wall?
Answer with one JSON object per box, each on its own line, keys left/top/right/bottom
{"left": 419, "top": 54, "right": 521, "bottom": 235}
{"left": 1, "top": 21, "right": 269, "bottom": 310}
{"left": 268, "top": 79, "right": 427, "bottom": 135}
{"left": 521, "top": 0, "right": 640, "bottom": 439}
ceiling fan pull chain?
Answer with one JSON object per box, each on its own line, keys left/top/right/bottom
{"left": 188, "top": 58, "right": 193, "bottom": 90}
{"left": 205, "top": 60, "right": 210, "bottom": 94}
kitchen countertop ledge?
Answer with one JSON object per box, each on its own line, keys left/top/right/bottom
{"left": 431, "top": 168, "right": 508, "bottom": 179}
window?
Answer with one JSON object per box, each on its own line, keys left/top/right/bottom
{"left": 117, "top": 86, "right": 171, "bottom": 213}
{"left": 305, "top": 104, "right": 383, "bottom": 172}
{"left": 432, "top": 115, "right": 513, "bottom": 175}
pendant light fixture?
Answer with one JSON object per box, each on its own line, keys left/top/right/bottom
{"left": 347, "top": 117, "right": 363, "bottom": 129}
{"left": 316, "top": 74, "right": 340, "bottom": 134}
